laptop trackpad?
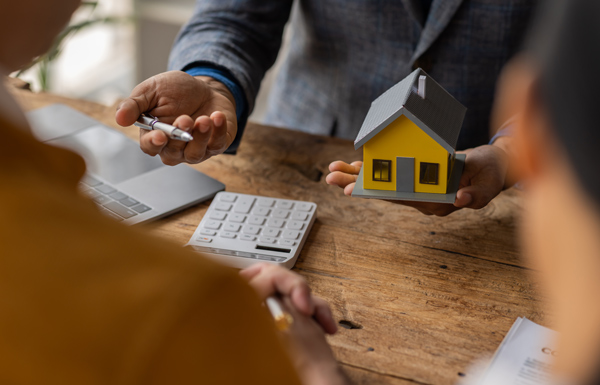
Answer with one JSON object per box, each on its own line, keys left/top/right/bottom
{"left": 47, "top": 124, "right": 164, "bottom": 185}
{"left": 115, "top": 165, "right": 225, "bottom": 214}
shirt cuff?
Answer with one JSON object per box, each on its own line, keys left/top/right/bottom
{"left": 489, "top": 120, "right": 515, "bottom": 145}
{"left": 185, "top": 65, "right": 248, "bottom": 154}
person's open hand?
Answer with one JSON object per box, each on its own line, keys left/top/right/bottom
{"left": 326, "top": 144, "right": 509, "bottom": 216}
{"left": 240, "top": 263, "right": 349, "bottom": 385}
{"left": 115, "top": 71, "right": 237, "bottom": 166}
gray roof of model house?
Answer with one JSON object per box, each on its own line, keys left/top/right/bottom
{"left": 354, "top": 68, "right": 466, "bottom": 153}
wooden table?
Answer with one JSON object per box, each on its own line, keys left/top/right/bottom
{"left": 9, "top": 78, "right": 547, "bottom": 385}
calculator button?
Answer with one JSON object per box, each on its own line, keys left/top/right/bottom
{"left": 280, "top": 240, "right": 296, "bottom": 247}
{"left": 292, "top": 212, "right": 309, "bottom": 221}
{"left": 248, "top": 216, "right": 266, "bottom": 225}
{"left": 195, "top": 236, "right": 212, "bottom": 243}
{"left": 282, "top": 230, "right": 301, "bottom": 240}
{"left": 219, "top": 193, "right": 237, "bottom": 202}
{"left": 264, "top": 228, "right": 280, "bottom": 237}
{"left": 209, "top": 212, "right": 227, "bottom": 221}
{"left": 242, "top": 225, "right": 261, "bottom": 235}
{"left": 276, "top": 201, "right": 294, "bottom": 210}
{"left": 297, "top": 203, "right": 313, "bottom": 212}
{"left": 240, "top": 234, "right": 256, "bottom": 242}
{"left": 200, "top": 229, "right": 217, "bottom": 236}
{"left": 204, "top": 221, "right": 222, "bottom": 230}
{"left": 259, "top": 237, "right": 277, "bottom": 244}
{"left": 287, "top": 221, "right": 305, "bottom": 230}
{"left": 257, "top": 198, "right": 275, "bottom": 207}
{"left": 253, "top": 207, "right": 271, "bottom": 216}
{"left": 220, "top": 232, "right": 237, "bottom": 239}
{"left": 234, "top": 197, "right": 256, "bottom": 214}
{"left": 267, "top": 218, "right": 285, "bottom": 228}
{"left": 224, "top": 223, "right": 242, "bottom": 232}
{"left": 273, "top": 209, "right": 290, "bottom": 219}
{"left": 229, "top": 214, "right": 246, "bottom": 223}
{"left": 215, "top": 203, "right": 233, "bottom": 211}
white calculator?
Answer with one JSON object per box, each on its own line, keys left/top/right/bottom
{"left": 187, "top": 192, "right": 317, "bottom": 269}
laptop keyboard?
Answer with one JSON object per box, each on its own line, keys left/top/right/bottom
{"left": 78, "top": 175, "right": 152, "bottom": 221}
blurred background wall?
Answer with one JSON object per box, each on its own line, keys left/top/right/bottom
{"left": 17, "top": 0, "right": 291, "bottom": 122}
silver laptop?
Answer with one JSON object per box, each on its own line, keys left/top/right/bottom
{"left": 27, "top": 104, "right": 225, "bottom": 225}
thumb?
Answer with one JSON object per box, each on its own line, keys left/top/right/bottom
{"left": 455, "top": 174, "right": 502, "bottom": 209}
{"left": 115, "top": 80, "right": 157, "bottom": 127}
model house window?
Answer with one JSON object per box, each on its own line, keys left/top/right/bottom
{"left": 420, "top": 162, "right": 439, "bottom": 185}
{"left": 373, "top": 159, "right": 392, "bottom": 182}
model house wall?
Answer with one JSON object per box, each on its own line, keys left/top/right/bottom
{"left": 363, "top": 115, "right": 450, "bottom": 194}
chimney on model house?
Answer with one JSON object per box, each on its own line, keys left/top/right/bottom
{"left": 418, "top": 75, "right": 426, "bottom": 99}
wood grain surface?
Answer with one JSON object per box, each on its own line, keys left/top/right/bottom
{"left": 9, "top": 80, "right": 549, "bottom": 385}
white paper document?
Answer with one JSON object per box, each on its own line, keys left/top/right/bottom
{"left": 479, "top": 317, "right": 559, "bottom": 385}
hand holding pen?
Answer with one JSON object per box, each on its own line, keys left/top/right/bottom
{"left": 135, "top": 113, "right": 193, "bottom": 142}
{"left": 239, "top": 263, "right": 338, "bottom": 335}
{"left": 115, "top": 71, "right": 237, "bottom": 166}
{"left": 240, "top": 263, "right": 350, "bottom": 385}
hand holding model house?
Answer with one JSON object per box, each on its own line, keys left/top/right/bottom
{"left": 327, "top": 69, "right": 510, "bottom": 216}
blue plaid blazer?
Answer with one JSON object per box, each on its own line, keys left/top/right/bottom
{"left": 170, "top": 0, "right": 536, "bottom": 149}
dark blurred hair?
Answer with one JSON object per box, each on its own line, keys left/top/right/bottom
{"left": 529, "top": 0, "right": 600, "bottom": 207}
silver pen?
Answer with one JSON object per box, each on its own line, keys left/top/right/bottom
{"left": 134, "top": 113, "right": 193, "bottom": 142}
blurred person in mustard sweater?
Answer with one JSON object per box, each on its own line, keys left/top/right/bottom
{"left": 0, "top": 1, "right": 349, "bottom": 384}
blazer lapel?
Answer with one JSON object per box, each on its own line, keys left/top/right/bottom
{"left": 411, "top": 0, "right": 464, "bottom": 62}
{"left": 399, "top": 0, "right": 426, "bottom": 27}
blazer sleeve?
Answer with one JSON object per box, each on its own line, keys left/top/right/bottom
{"left": 169, "top": 0, "right": 294, "bottom": 114}
{"left": 145, "top": 269, "right": 303, "bottom": 385}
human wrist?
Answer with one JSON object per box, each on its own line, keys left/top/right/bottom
{"left": 194, "top": 75, "right": 236, "bottom": 110}
{"left": 491, "top": 136, "right": 517, "bottom": 188}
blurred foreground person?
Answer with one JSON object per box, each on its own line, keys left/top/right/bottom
{"left": 496, "top": 0, "right": 600, "bottom": 383}
{"left": 0, "top": 1, "right": 347, "bottom": 384}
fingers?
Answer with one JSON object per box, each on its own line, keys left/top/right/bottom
{"left": 326, "top": 161, "right": 362, "bottom": 195}
{"left": 206, "top": 111, "right": 231, "bottom": 156}
{"left": 328, "top": 160, "right": 362, "bottom": 174}
{"left": 156, "top": 115, "right": 194, "bottom": 165}
{"left": 182, "top": 116, "right": 212, "bottom": 163}
{"left": 326, "top": 171, "right": 358, "bottom": 189}
{"left": 454, "top": 190, "right": 474, "bottom": 208}
{"left": 343, "top": 182, "right": 355, "bottom": 196}
{"left": 240, "top": 263, "right": 315, "bottom": 316}
{"left": 139, "top": 115, "right": 194, "bottom": 165}
{"left": 313, "top": 297, "right": 338, "bottom": 335}
{"left": 456, "top": 179, "right": 501, "bottom": 209}
{"left": 139, "top": 130, "right": 168, "bottom": 156}
{"left": 453, "top": 145, "right": 507, "bottom": 209}
{"left": 139, "top": 113, "right": 231, "bottom": 165}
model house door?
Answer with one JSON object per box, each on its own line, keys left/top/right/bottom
{"left": 396, "top": 157, "right": 414, "bottom": 192}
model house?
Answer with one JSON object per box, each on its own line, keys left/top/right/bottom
{"left": 352, "top": 68, "right": 467, "bottom": 203}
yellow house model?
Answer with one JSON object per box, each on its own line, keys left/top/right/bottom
{"left": 352, "top": 68, "right": 467, "bottom": 203}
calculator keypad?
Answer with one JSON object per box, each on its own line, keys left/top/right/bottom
{"left": 187, "top": 192, "right": 317, "bottom": 268}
